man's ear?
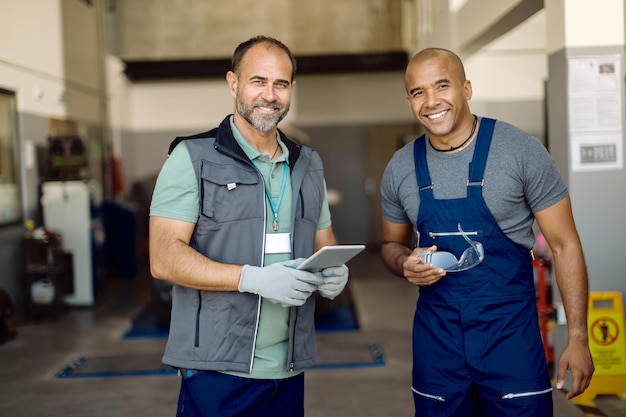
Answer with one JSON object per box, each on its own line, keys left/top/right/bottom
{"left": 226, "top": 71, "right": 237, "bottom": 98}
{"left": 464, "top": 79, "right": 473, "bottom": 101}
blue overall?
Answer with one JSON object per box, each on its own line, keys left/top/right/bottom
{"left": 411, "top": 118, "right": 553, "bottom": 416}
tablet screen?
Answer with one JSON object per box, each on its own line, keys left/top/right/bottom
{"left": 296, "top": 245, "right": 365, "bottom": 272}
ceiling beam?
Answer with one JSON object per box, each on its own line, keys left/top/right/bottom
{"left": 123, "top": 51, "right": 409, "bottom": 82}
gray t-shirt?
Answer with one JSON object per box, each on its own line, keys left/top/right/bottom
{"left": 381, "top": 117, "right": 568, "bottom": 249}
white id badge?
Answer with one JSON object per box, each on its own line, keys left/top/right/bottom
{"left": 265, "top": 233, "right": 292, "bottom": 254}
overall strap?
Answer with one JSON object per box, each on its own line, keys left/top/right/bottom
{"left": 413, "top": 135, "right": 434, "bottom": 200}
{"left": 467, "top": 118, "right": 496, "bottom": 197}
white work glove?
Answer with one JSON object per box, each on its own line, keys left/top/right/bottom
{"left": 238, "top": 259, "right": 324, "bottom": 307}
{"left": 315, "top": 264, "right": 349, "bottom": 300}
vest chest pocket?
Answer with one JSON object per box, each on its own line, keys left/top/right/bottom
{"left": 297, "top": 169, "right": 325, "bottom": 223}
{"left": 200, "top": 162, "right": 260, "bottom": 223}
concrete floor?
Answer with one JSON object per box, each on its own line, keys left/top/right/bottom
{"left": 0, "top": 249, "right": 592, "bottom": 416}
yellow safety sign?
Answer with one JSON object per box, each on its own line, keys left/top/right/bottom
{"left": 573, "top": 292, "right": 626, "bottom": 407}
{"left": 588, "top": 293, "right": 626, "bottom": 375}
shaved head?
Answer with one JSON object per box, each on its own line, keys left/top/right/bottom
{"left": 405, "top": 48, "right": 466, "bottom": 91}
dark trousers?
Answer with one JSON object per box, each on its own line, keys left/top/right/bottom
{"left": 176, "top": 370, "right": 304, "bottom": 417}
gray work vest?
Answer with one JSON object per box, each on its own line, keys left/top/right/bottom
{"left": 162, "top": 115, "right": 325, "bottom": 373}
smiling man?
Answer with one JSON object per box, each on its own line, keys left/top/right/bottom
{"left": 380, "top": 48, "right": 594, "bottom": 416}
{"left": 149, "top": 36, "right": 347, "bottom": 417}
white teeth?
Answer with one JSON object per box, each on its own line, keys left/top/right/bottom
{"left": 428, "top": 111, "right": 446, "bottom": 120}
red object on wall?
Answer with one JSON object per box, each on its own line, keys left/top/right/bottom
{"left": 110, "top": 157, "right": 124, "bottom": 197}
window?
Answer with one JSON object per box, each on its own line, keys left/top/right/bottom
{"left": 0, "top": 89, "right": 22, "bottom": 225}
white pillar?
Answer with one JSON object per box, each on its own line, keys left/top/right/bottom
{"left": 545, "top": 0, "right": 626, "bottom": 405}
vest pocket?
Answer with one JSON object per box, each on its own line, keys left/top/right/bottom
{"left": 297, "top": 169, "right": 324, "bottom": 223}
{"left": 200, "top": 161, "right": 260, "bottom": 224}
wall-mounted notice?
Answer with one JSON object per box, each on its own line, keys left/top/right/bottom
{"left": 568, "top": 55, "right": 623, "bottom": 172}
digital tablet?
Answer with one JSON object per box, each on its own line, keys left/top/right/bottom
{"left": 297, "top": 245, "right": 366, "bottom": 272}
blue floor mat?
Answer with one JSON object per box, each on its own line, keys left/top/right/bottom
{"left": 123, "top": 312, "right": 169, "bottom": 339}
{"left": 311, "top": 343, "right": 385, "bottom": 370}
{"left": 313, "top": 304, "right": 359, "bottom": 333}
{"left": 55, "top": 344, "right": 384, "bottom": 379}
{"left": 55, "top": 354, "right": 177, "bottom": 378}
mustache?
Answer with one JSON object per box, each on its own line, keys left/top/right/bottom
{"left": 253, "top": 99, "right": 282, "bottom": 110}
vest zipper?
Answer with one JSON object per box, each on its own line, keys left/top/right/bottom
{"left": 288, "top": 306, "right": 298, "bottom": 371}
{"left": 194, "top": 290, "right": 202, "bottom": 347}
{"left": 247, "top": 162, "right": 266, "bottom": 374}
{"left": 248, "top": 295, "right": 262, "bottom": 373}
{"left": 501, "top": 387, "right": 552, "bottom": 400}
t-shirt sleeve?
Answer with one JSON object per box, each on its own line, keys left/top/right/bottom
{"left": 316, "top": 180, "right": 332, "bottom": 230}
{"left": 381, "top": 150, "right": 412, "bottom": 225}
{"left": 149, "top": 141, "right": 200, "bottom": 223}
{"left": 523, "top": 138, "right": 569, "bottom": 213}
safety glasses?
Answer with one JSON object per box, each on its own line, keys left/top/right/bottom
{"left": 419, "top": 224, "right": 484, "bottom": 272}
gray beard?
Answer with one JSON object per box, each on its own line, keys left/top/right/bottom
{"left": 236, "top": 97, "right": 289, "bottom": 133}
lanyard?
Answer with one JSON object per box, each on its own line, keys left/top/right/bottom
{"left": 254, "top": 162, "right": 288, "bottom": 232}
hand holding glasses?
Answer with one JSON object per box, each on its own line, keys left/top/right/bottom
{"left": 417, "top": 224, "right": 484, "bottom": 273}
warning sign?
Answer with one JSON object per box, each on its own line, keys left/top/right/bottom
{"left": 573, "top": 292, "right": 626, "bottom": 407}
{"left": 588, "top": 293, "right": 626, "bottom": 375}
{"left": 590, "top": 317, "right": 619, "bottom": 346}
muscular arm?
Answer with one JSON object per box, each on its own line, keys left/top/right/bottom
{"left": 381, "top": 219, "right": 413, "bottom": 276}
{"left": 150, "top": 218, "right": 337, "bottom": 292}
{"left": 315, "top": 226, "right": 338, "bottom": 250}
{"left": 381, "top": 217, "right": 444, "bottom": 285}
{"left": 149, "top": 216, "right": 241, "bottom": 291}
{"left": 535, "top": 196, "right": 594, "bottom": 398}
